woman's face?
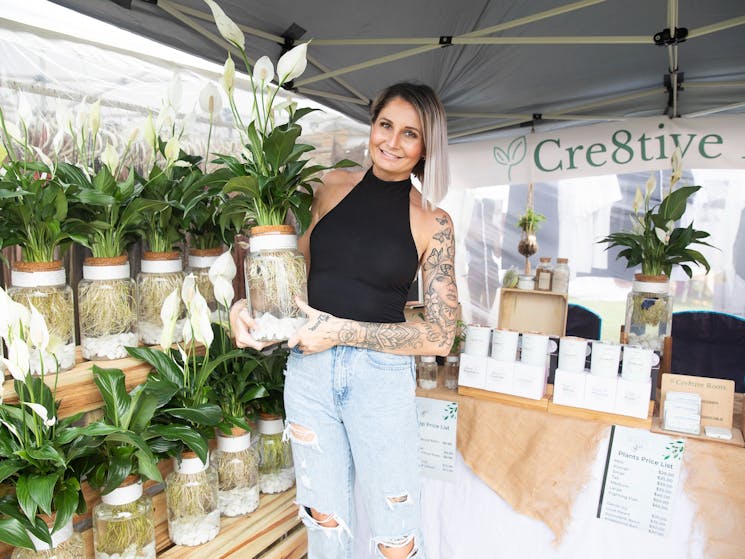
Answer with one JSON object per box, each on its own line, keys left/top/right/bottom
{"left": 369, "top": 96, "right": 424, "bottom": 181}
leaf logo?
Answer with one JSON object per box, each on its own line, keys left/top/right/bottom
{"left": 493, "top": 136, "right": 527, "bottom": 181}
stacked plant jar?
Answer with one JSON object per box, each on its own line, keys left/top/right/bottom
{"left": 136, "top": 251, "right": 185, "bottom": 345}
{"left": 212, "top": 428, "right": 260, "bottom": 516}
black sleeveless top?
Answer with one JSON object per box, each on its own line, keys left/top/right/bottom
{"left": 308, "top": 168, "right": 419, "bottom": 323}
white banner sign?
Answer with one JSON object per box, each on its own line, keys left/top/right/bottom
{"left": 449, "top": 115, "right": 745, "bottom": 189}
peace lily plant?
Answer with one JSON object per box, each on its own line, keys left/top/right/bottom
{"left": 0, "top": 287, "right": 96, "bottom": 555}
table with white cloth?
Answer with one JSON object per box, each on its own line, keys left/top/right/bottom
{"left": 354, "top": 386, "right": 744, "bottom": 559}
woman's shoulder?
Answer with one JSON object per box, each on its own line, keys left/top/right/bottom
{"left": 316, "top": 169, "right": 365, "bottom": 203}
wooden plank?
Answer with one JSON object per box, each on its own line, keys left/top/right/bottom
{"left": 497, "top": 287, "right": 567, "bottom": 337}
{"left": 650, "top": 416, "right": 745, "bottom": 448}
{"left": 458, "top": 385, "right": 550, "bottom": 411}
{"left": 257, "top": 525, "right": 308, "bottom": 559}
{"left": 547, "top": 398, "right": 654, "bottom": 429}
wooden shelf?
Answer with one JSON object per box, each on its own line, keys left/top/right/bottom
{"left": 650, "top": 417, "right": 745, "bottom": 448}
{"left": 497, "top": 288, "right": 568, "bottom": 337}
{"left": 458, "top": 385, "right": 551, "bottom": 411}
{"left": 547, "top": 398, "right": 655, "bottom": 429}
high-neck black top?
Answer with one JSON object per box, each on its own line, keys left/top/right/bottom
{"left": 308, "top": 168, "right": 419, "bottom": 323}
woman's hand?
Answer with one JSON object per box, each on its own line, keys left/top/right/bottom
{"left": 288, "top": 298, "right": 341, "bottom": 354}
{"left": 228, "top": 300, "right": 275, "bottom": 351}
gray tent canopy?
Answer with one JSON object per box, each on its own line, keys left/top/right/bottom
{"left": 50, "top": 0, "right": 745, "bottom": 141}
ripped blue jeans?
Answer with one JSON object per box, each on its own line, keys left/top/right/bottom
{"left": 284, "top": 345, "right": 425, "bottom": 559}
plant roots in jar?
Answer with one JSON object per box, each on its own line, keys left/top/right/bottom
{"left": 94, "top": 502, "right": 155, "bottom": 559}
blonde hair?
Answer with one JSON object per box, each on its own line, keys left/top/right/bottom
{"left": 370, "top": 83, "right": 450, "bottom": 209}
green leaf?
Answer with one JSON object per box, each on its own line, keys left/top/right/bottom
{"left": 658, "top": 185, "right": 700, "bottom": 221}
{"left": 93, "top": 366, "right": 131, "bottom": 427}
{"left": 127, "top": 347, "right": 184, "bottom": 388}
{"left": 148, "top": 424, "right": 208, "bottom": 462}
{"left": 164, "top": 404, "right": 222, "bottom": 426}
{"left": 0, "top": 517, "right": 35, "bottom": 549}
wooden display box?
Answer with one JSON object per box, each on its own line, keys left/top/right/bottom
{"left": 497, "top": 288, "right": 567, "bottom": 337}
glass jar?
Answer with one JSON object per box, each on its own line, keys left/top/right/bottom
{"left": 625, "top": 274, "right": 672, "bottom": 353}
{"left": 186, "top": 248, "right": 223, "bottom": 320}
{"left": 443, "top": 355, "right": 460, "bottom": 390}
{"left": 11, "top": 518, "right": 84, "bottom": 559}
{"left": 552, "top": 258, "right": 570, "bottom": 294}
{"left": 79, "top": 256, "right": 138, "bottom": 360}
{"left": 534, "top": 257, "right": 554, "bottom": 291}
{"left": 136, "top": 252, "right": 185, "bottom": 346}
{"left": 92, "top": 477, "right": 155, "bottom": 559}
{"left": 245, "top": 225, "right": 308, "bottom": 342}
{"left": 212, "top": 428, "right": 260, "bottom": 517}
{"left": 9, "top": 261, "right": 75, "bottom": 373}
{"left": 257, "top": 415, "right": 295, "bottom": 494}
{"left": 417, "top": 356, "right": 438, "bottom": 390}
{"left": 165, "top": 452, "right": 220, "bottom": 546}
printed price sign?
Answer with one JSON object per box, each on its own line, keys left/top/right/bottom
{"left": 416, "top": 397, "right": 458, "bottom": 482}
{"left": 597, "top": 425, "right": 685, "bottom": 536}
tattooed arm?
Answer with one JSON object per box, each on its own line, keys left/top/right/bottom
{"left": 289, "top": 209, "right": 458, "bottom": 356}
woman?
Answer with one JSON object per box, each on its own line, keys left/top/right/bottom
{"left": 231, "top": 82, "right": 457, "bottom": 559}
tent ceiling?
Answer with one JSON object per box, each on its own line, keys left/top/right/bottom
{"left": 49, "top": 0, "right": 745, "bottom": 142}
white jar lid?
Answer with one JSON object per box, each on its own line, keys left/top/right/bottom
{"left": 141, "top": 258, "right": 183, "bottom": 273}
{"left": 258, "top": 418, "right": 284, "bottom": 435}
{"left": 421, "top": 355, "right": 437, "bottom": 363}
{"left": 83, "top": 262, "right": 130, "bottom": 280}
{"left": 174, "top": 454, "right": 209, "bottom": 474}
{"left": 445, "top": 355, "right": 459, "bottom": 363}
{"left": 101, "top": 479, "right": 143, "bottom": 505}
{"left": 216, "top": 431, "right": 252, "bottom": 452}
{"left": 11, "top": 268, "right": 66, "bottom": 287}
{"left": 632, "top": 280, "right": 670, "bottom": 294}
{"left": 188, "top": 254, "right": 220, "bottom": 269}
{"left": 250, "top": 233, "right": 297, "bottom": 253}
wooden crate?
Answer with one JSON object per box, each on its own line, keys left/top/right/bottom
{"left": 0, "top": 353, "right": 307, "bottom": 559}
{"left": 497, "top": 288, "right": 567, "bottom": 337}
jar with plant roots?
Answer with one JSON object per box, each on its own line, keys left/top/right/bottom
{"left": 625, "top": 274, "right": 672, "bottom": 353}
{"left": 186, "top": 248, "right": 223, "bottom": 320}
{"left": 245, "top": 225, "right": 308, "bottom": 343}
{"left": 136, "top": 252, "right": 185, "bottom": 346}
{"left": 79, "top": 256, "right": 138, "bottom": 360}
{"left": 92, "top": 476, "right": 155, "bottom": 559}
{"left": 11, "top": 517, "right": 84, "bottom": 559}
{"left": 165, "top": 452, "right": 220, "bottom": 546}
{"left": 212, "top": 428, "right": 260, "bottom": 516}
{"left": 9, "top": 261, "right": 75, "bottom": 373}
{"left": 257, "top": 414, "right": 295, "bottom": 494}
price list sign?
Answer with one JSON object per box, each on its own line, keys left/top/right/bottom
{"left": 597, "top": 425, "right": 685, "bottom": 536}
{"left": 416, "top": 397, "right": 458, "bottom": 482}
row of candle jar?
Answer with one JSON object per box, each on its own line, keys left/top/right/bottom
{"left": 463, "top": 325, "right": 555, "bottom": 367}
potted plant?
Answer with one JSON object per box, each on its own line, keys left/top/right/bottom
{"left": 516, "top": 200, "right": 546, "bottom": 276}
{"left": 126, "top": 276, "right": 231, "bottom": 546}
{"left": 0, "top": 288, "right": 97, "bottom": 558}
{"left": 0, "top": 109, "right": 76, "bottom": 372}
{"left": 598, "top": 149, "right": 713, "bottom": 351}
{"left": 205, "top": 0, "right": 356, "bottom": 342}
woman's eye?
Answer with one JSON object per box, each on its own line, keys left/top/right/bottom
{"left": 405, "top": 130, "right": 418, "bottom": 139}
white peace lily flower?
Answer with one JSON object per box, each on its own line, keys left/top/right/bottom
{"left": 164, "top": 137, "right": 181, "bottom": 166}
{"left": 0, "top": 287, "right": 14, "bottom": 340}
{"left": 127, "top": 126, "right": 140, "bottom": 144}
{"left": 28, "top": 304, "right": 50, "bottom": 353}
{"left": 4, "top": 121, "right": 23, "bottom": 144}
{"left": 645, "top": 174, "right": 656, "bottom": 198}
{"left": 199, "top": 82, "right": 223, "bottom": 115}
{"left": 32, "top": 146, "right": 53, "bottom": 170}
{"left": 222, "top": 55, "right": 236, "bottom": 94}
{"left": 0, "top": 143, "right": 7, "bottom": 165}
{"left": 181, "top": 274, "right": 197, "bottom": 305}
{"left": 630, "top": 216, "right": 645, "bottom": 236}
{"left": 101, "top": 143, "right": 120, "bottom": 173}
{"left": 187, "top": 290, "right": 214, "bottom": 348}
{"left": 159, "top": 289, "right": 180, "bottom": 350}
{"left": 253, "top": 56, "right": 274, "bottom": 83}
{"left": 7, "top": 339, "right": 30, "bottom": 381}
{"left": 670, "top": 147, "right": 682, "bottom": 188}
{"left": 12, "top": 301, "right": 30, "bottom": 337}
{"left": 168, "top": 74, "right": 183, "bottom": 111}
{"left": 212, "top": 276, "right": 234, "bottom": 309}
{"left": 655, "top": 227, "right": 670, "bottom": 245}
{"left": 156, "top": 105, "right": 175, "bottom": 133}
{"left": 632, "top": 187, "right": 644, "bottom": 214}
{"left": 277, "top": 43, "right": 308, "bottom": 84}
{"left": 665, "top": 220, "right": 675, "bottom": 234}
{"left": 143, "top": 114, "right": 157, "bottom": 152}
{"left": 1, "top": 356, "right": 25, "bottom": 382}
{"left": 89, "top": 100, "right": 101, "bottom": 138}
{"left": 204, "top": 0, "right": 245, "bottom": 49}
{"left": 208, "top": 251, "right": 237, "bottom": 284}
{"left": 23, "top": 402, "right": 57, "bottom": 427}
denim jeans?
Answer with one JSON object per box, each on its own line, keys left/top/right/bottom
{"left": 284, "top": 345, "right": 425, "bottom": 559}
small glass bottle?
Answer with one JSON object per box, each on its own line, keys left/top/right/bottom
{"left": 535, "top": 257, "right": 554, "bottom": 291}
{"left": 165, "top": 452, "right": 220, "bottom": 546}
{"left": 92, "top": 477, "right": 156, "bottom": 559}
{"left": 417, "top": 355, "right": 438, "bottom": 390}
{"left": 212, "top": 428, "right": 260, "bottom": 517}
{"left": 443, "top": 355, "right": 460, "bottom": 390}
{"left": 257, "top": 415, "right": 295, "bottom": 494}
{"left": 552, "top": 258, "right": 570, "bottom": 294}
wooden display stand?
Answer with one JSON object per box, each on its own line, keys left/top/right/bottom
{"left": 497, "top": 288, "right": 567, "bottom": 336}
{"left": 547, "top": 398, "right": 655, "bottom": 430}
{"left": 458, "top": 385, "right": 551, "bottom": 411}
{"left": 0, "top": 354, "right": 307, "bottom": 559}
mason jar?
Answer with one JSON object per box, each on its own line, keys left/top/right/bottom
{"left": 257, "top": 414, "right": 295, "bottom": 494}
{"left": 443, "top": 355, "right": 460, "bottom": 390}
{"left": 92, "top": 477, "right": 155, "bottom": 559}
{"left": 79, "top": 256, "right": 138, "bottom": 360}
{"left": 11, "top": 517, "right": 84, "bottom": 559}
{"left": 9, "top": 260, "right": 75, "bottom": 373}
{"left": 136, "top": 252, "right": 185, "bottom": 346}
{"left": 165, "top": 452, "right": 220, "bottom": 546}
{"left": 212, "top": 428, "right": 260, "bottom": 517}
{"left": 245, "top": 225, "right": 308, "bottom": 343}
{"left": 625, "top": 274, "right": 672, "bottom": 353}
{"left": 417, "top": 355, "right": 438, "bottom": 390}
